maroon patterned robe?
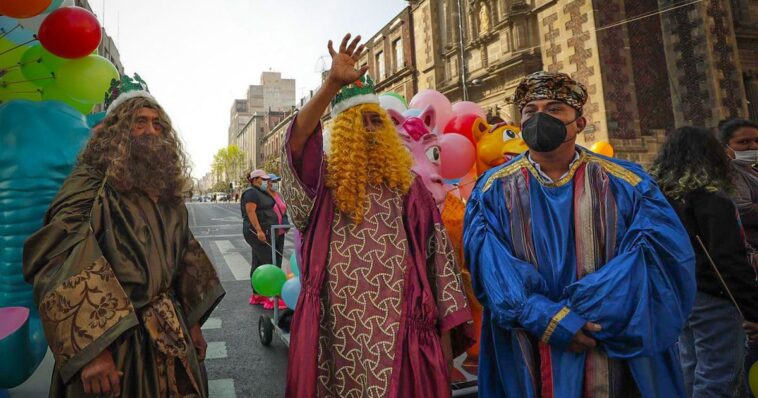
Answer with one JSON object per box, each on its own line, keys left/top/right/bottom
{"left": 281, "top": 119, "right": 473, "bottom": 398}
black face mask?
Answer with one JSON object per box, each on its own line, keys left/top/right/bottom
{"left": 521, "top": 112, "right": 574, "bottom": 152}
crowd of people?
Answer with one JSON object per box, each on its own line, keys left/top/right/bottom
{"left": 18, "top": 31, "right": 758, "bottom": 398}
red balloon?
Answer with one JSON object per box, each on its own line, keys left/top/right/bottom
{"left": 0, "top": 0, "right": 52, "bottom": 18}
{"left": 443, "top": 114, "right": 488, "bottom": 146}
{"left": 38, "top": 7, "right": 101, "bottom": 59}
{"left": 439, "top": 133, "right": 477, "bottom": 180}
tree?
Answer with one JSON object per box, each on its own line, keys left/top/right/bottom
{"left": 262, "top": 156, "right": 281, "bottom": 176}
{"left": 211, "top": 145, "right": 247, "bottom": 188}
{"left": 211, "top": 180, "right": 230, "bottom": 193}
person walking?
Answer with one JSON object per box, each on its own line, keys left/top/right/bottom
{"left": 241, "top": 170, "right": 277, "bottom": 305}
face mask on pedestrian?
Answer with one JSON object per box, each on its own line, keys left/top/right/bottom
{"left": 260, "top": 181, "right": 268, "bottom": 191}
{"left": 271, "top": 183, "right": 279, "bottom": 191}
{"left": 521, "top": 112, "right": 576, "bottom": 152}
{"left": 729, "top": 147, "right": 758, "bottom": 163}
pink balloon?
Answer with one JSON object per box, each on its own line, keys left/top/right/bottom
{"left": 439, "top": 133, "right": 476, "bottom": 179}
{"left": 408, "top": 89, "right": 453, "bottom": 130}
{"left": 453, "top": 101, "right": 486, "bottom": 119}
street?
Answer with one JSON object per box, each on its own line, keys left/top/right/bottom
{"left": 188, "top": 202, "right": 290, "bottom": 398}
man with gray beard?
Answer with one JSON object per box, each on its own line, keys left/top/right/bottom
{"left": 23, "top": 75, "right": 225, "bottom": 397}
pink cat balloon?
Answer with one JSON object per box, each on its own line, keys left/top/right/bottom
{"left": 387, "top": 106, "right": 451, "bottom": 209}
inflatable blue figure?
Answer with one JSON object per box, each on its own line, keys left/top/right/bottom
{"left": 0, "top": 100, "right": 91, "bottom": 388}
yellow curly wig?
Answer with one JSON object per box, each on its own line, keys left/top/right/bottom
{"left": 325, "top": 103, "right": 414, "bottom": 224}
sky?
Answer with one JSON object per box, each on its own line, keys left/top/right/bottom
{"left": 87, "top": 0, "right": 408, "bottom": 178}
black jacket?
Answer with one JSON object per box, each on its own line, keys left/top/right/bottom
{"left": 668, "top": 188, "right": 758, "bottom": 322}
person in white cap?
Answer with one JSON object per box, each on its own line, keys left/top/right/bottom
{"left": 241, "top": 169, "right": 279, "bottom": 306}
{"left": 23, "top": 74, "right": 224, "bottom": 397}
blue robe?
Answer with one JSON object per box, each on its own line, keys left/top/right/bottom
{"left": 463, "top": 149, "right": 696, "bottom": 398}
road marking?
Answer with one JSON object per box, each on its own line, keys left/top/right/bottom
{"left": 191, "top": 224, "right": 241, "bottom": 229}
{"left": 202, "top": 317, "right": 222, "bottom": 330}
{"left": 214, "top": 240, "right": 250, "bottom": 281}
{"left": 188, "top": 203, "right": 199, "bottom": 227}
{"left": 205, "top": 341, "right": 228, "bottom": 360}
{"left": 197, "top": 234, "right": 251, "bottom": 239}
{"left": 208, "top": 378, "right": 237, "bottom": 398}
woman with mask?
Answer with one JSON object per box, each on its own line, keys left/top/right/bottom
{"left": 720, "top": 117, "right": 758, "bottom": 394}
{"left": 263, "top": 173, "right": 288, "bottom": 310}
{"left": 721, "top": 118, "right": 758, "bottom": 250}
{"left": 651, "top": 126, "right": 758, "bottom": 397}
{"left": 241, "top": 169, "right": 277, "bottom": 305}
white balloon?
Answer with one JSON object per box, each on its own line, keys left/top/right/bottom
{"left": 17, "top": 0, "right": 75, "bottom": 33}
{"left": 379, "top": 94, "right": 407, "bottom": 114}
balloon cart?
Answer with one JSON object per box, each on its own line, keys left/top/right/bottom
{"left": 258, "top": 224, "right": 295, "bottom": 348}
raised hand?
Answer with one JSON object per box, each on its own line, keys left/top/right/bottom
{"left": 326, "top": 33, "right": 368, "bottom": 88}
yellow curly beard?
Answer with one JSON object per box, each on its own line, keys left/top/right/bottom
{"left": 325, "top": 103, "right": 414, "bottom": 224}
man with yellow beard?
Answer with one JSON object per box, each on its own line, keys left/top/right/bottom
{"left": 281, "top": 33, "right": 473, "bottom": 397}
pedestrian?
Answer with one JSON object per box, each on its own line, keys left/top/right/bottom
{"left": 719, "top": 118, "right": 758, "bottom": 395}
{"left": 720, "top": 118, "right": 758, "bottom": 251}
{"left": 650, "top": 125, "right": 758, "bottom": 397}
{"left": 280, "top": 33, "right": 473, "bottom": 397}
{"left": 241, "top": 169, "right": 278, "bottom": 306}
{"left": 266, "top": 173, "right": 288, "bottom": 267}
{"left": 463, "top": 70, "right": 696, "bottom": 397}
{"left": 23, "top": 74, "right": 225, "bottom": 397}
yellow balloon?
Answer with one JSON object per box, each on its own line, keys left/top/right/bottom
{"left": 750, "top": 361, "right": 758, "bottom": 396}
{"left": 591, "top": 141, "right": 614, "bottom": 157}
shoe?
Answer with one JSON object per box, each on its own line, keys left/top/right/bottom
{"left": 263, "top": 298, "right": 274, "bottom": 310}
{"left": 249, "top": 294, "right": 266, "bottom": 305}
{"left": 263, "top": 298, "right": 288, "bottom": 310}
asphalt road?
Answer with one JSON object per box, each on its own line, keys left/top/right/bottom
{"left": 189, "top": 202, "right": 291, "bottom": 398}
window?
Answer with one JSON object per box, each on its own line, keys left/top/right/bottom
{"left": 393, "top": 39, "right": 404, "bottom": 71}
{"left": 376, "top": 51, "right": 385, "bottom": 80}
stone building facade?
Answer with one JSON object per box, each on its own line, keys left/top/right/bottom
{"left": 409, "top": 0, "right": 758, "bottom": 166}
{"left": 359, "top": 7, "right": 418, "bottom": 100}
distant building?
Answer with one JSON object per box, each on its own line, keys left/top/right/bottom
{"left": 227, "top": 72, "right": 296, "bottom": 169}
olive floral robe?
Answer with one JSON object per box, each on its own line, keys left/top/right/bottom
{"left": 23, "top": 164, "right": 225, "bottom": 397}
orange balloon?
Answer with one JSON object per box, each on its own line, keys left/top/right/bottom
{"left": 0, "top": 0, "right": 52, "bottom": 18}
{"left": 591, "top": 141, "right": 614, "bottom": 157}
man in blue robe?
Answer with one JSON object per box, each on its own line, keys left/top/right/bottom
{"left": 463, "top": 71, "right": 696, "bottom": 398}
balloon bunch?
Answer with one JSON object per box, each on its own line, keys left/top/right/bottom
{"left": 0, "top": 0, "right": 118, "bottom": 114}
{"left": 381, "top": 89, "right": 528, "bottom": 204}
{"left": 251, "top": 253, "right": 302, "bottom": 310}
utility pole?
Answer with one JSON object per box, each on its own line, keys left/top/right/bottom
{"left": 456, "top": 0, "right": 469, "bottom": 101}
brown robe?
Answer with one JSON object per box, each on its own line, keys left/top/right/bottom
{"left": 23, "top": 164, "right": 225, "bottom": 397}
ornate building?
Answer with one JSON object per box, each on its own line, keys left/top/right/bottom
{"left": 359, "top": 7, "right": 417, "bottom": 100}
{"left": 410, "top": 0, "right": 758, "bottom": 166}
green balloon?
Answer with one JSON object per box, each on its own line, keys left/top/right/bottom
{"left": 386, "top": 92, "right": 408, "bottom": 107}
{"left": 251, "top": 264, "right": 287, "bottom": 297}
{"left": 55, "top": 55, "right": 118, "bottom": 104}
{"left": 0, "top": 38, "right": 25, "bottom": 69}
{"left": 20, "top": 45, "right": 57, "bottom": 88}
{"left": 40, "top": 47, "right": 65, "bottom": 71}
{"left": 0, "top": 68, "right": 42, "bottom": 102}
{"left": 42, "top": 85, "right": 94, "bottom": 114}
